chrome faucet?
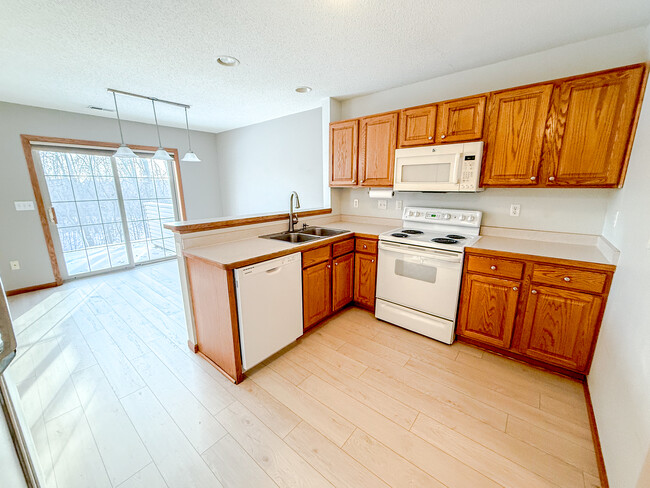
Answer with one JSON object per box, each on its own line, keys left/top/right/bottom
{"left": 288, "top": 191, "right": 301, "bottom": 232}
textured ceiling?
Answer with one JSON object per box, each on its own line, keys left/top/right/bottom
{"left": 1, "top": 0, "right": 649, "bottom": 133}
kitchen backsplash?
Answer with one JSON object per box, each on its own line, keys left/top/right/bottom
{"left": 333, "top": 187, "right": 615, "bottom": 235}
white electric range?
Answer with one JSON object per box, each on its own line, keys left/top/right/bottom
{"left": 375, "top": 207, "right": 482, "bottom": 344}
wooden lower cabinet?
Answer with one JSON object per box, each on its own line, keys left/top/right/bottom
{"left": 354, "top": 251, "right": 377, "bottom": 310}
{"left": 457, "top": 274, "right": 520, "bottom": 349}
{"left": 519, "top": 285, "right": 602, "bottom": 372}
{"left": 303, "top": 260, "right": 332, "bottom": 330}
{"left": 457, "top": 249, "right": 614, "bottom": 376}
{"left": 332, "top": 252, "right": 354, "bottom": 312}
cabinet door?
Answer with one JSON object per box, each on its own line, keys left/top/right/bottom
{"left": 481, "top": 85, "right": 553, "bottom": 186}
{"left": 544, "top": 66, "right": 645, "bottom": 187}
{"left": 398, "top": 105, "right": 437, "bottom": 147}
{"left": 329, "top": 120, "right": 359, "bottom": 187}
{"left": 332, "top": 253, "right": 354, "bottom": 312}
{"left": 303, "top": 261, "right": 332, "bottom": 330}
{"left": 519, "top": 285, "right": 602, "bottom": 372}
{"left": 354, "top": 252, "right": 377, "bottom": 310}
{"left": 358, "top": 112, "right": 398, "bottom": 187}
{"left": 457, "top": 273, "right": 520, "bottom": 348}
{"left": 436, "top": 96, "right": 486, "bottom": 143}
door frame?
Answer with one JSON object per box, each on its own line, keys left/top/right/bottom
{"left": 20, "top": 134, "right": 187, "bottom": 286}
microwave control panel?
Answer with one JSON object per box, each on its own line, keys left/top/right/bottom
{"left": 459, "top": 153, "right": 481, "bottom": 191}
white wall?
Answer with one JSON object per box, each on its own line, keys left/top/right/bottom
{"left": 334, "top": 27, "right": 650, "bottom": 234}
{"left": 0, "top": 102, "right": 222, "bottom": 291}
{"left": 215, "top": 108, "right": 323, "bottom": 216}
{"left": 588, "top": 26, "right": 650, "bottom": 488}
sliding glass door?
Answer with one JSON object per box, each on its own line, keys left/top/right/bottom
{"left": 33, "top": 147, "right": 179, "bottom": 279}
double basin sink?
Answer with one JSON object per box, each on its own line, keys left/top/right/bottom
{"left": 261, "top": 227, "right": 348, "bottom": 244}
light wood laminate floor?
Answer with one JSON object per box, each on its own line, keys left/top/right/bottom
{"left": 6, "top": 261, "right": 601, "bottom": 488}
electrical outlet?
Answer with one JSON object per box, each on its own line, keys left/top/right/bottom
{"left": 353, "top": 199, "right": 359, "bottom": 208}
{"left": 396, "top": 200, "right": 403, "bottom": 210}
{"left": 510, "top": 204, "right": 521, "bottom": 217}
{"left": 378, "top": 200, "right": 387, "bottom": 210}
{"left": 14, "top": 201, "right": 35, "bottom": 211}
{"left": 10, "top": 260, "right": 20, "bottom": 271}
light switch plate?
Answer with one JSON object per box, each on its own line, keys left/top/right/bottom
{"left": 378, "top": 200, "right": 387, "bottom": 210}
{"left": 15, "top": 201, "right": 35, "bottom": 211}
{"left": 396, "top": 200, "right": 403, "bottom": 210}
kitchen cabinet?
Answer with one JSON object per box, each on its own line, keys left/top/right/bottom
{"left": 457, "top": 273, "right": 520, "bottom": 349}
{"left": 329, "top": 119, "right": 359, "bottom": 186}
{"left": 481, "top": 85, "right": 553, "bottom": 186}
{"left": 542, "top": 65, "right": 645, "bottom": 187}
{"left": 457, "top": 249, "right": 615, "bottom": 376}
{"left": 354, "top": 238, "right": 378, "bottom": 310}
{"left": 436, "top": 95, "right": 486, "bottom": 143}
{"left": 303, "top": 259, "right": 332, "bottom": 330}
{"left": 332, "top": 252, "right": 354, "bottom": 312}
{"left": 358, "top": 112, "right": 399, "bottom": 187}
{"left": 398, "top": 104, "right": 437, "bottom": 147}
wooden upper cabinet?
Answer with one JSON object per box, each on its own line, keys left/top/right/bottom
{"left": 436, "top": 95, "right": 486, "bottom": 143}
{"left": 358, "top": 112, "right": 398, "bottom": 187}
{"left": 543, "top": 65, "right": 645, "bottom": 187}
{"left": 329, "top": 120, "right": 359, "bottom": 186}
{"left": 519, "top": 285, "right": 602, "bottom": 372}
{"left": 303, "top": 260, "right": 332, "bottom": 330}
{"left": 457, "top": 273, "right": 520, "bottom": 349}
{"left": 398, "top": 104, "right": 437, "bottom": 147}
{"left": 481, "top": 84, "right": 553, "bottom": 186}
{"left": 332, "top": 252, "right": 354, "bottom": 312}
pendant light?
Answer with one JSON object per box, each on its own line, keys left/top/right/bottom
{"left": 181, "top": 107, "right": 201, "bottom": 162}
{"left": 151, "top": 100, "right": 173, "bottom": 161}
{"left": 111, "top": 92, "right": 138, "bottom": 159}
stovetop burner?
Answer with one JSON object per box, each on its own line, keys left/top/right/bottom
{"left": 432, "top": 237, "right": 458, "bottom": 244}
{"left": 446, "top": 234, "right": 466, "bottom": 240}
{"left": 401, "top": 229, "right": 424, "bottom": 234}
{"left": 391, "top": 233, "right": 409, "bottom": 238}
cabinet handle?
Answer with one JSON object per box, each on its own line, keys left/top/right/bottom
{"left": 531, "top": 290, "right": 537, "bottom": 294}
{"left": 441, "top": 134, "right": 446, "bottom": 139}
{"left": 371, "top": 259, "right": 375, "bottom": 263}
{"left": 530, "top": 176, "right": 536, "bottom": 181}
{"left": 563, "top": 276, "right": 571, "bottom": 282}
{"left": 513, "top": 287, "right": 518, "bottom": 291}
{"left": 428, "top": 136, "right": 433, "bottom": 140}
{"left": 490, "top": 265, "right": 497, "bottom": 270}
{"left": 363, "top": 245, "right": 367, "bottom": 249}
{"left": 549, "top": 176, "right": 556, "bottom": 182}
{"left": 327, "top": 264, "right": 331, "bottom": 269}
{"left": 335, "top": 262, "right": 338, "bottom": 266}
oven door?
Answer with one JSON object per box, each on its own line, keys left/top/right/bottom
{"left": 376, "top": 241, "right": 463, "bottom": 320}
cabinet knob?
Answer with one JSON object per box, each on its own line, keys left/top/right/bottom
{"left": 530, "top": 176, "right": 536, "bottom": 181}
{"left": 441, "top": 134, "right": 446, "bottom": 139}
{"left": 363, "top": 245, "right": 367, "bottom": 249}
{"left": 531, "top": 290, "right": 537, "bottom": 294}
{"left": 327, "top": 264, "right": 331, "bottom": 269}
{"left": 490, "top": 265, "right": 497, "bottom": 270}
{"left": 428, "top": 136, "right": 433, "bottom": 140}
{"left": 371, "top": 259, "right": 375, "bottom": 263}
{"left": 563, "top": 276, "right": 571, "bottom": 282}
{"left": 513, "top": 287, "right": 518, "bottom": 291}
{"left": 548, "top": 176, "right": 555, "bottom": 182}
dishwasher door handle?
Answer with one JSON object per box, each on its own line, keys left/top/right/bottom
{"left": 265, "top": 267, "right": 281, "bottom": 275}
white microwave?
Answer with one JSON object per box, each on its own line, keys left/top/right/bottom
{"left": 393, "top": 141, "right": 484, "bottom": 192}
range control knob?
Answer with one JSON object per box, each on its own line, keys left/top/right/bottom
{"left": 466, "top": 215, "right": 475, "bottom": 222}
{"left": 443, "top": 213, "right": 451, "bottom": 220}
{"left": 459, "top": 215, "right": 466, "bottom": 221}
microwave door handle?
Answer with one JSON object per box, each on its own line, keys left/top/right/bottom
{"left": 450, "top": 153, "right": 461, "bottom": 184}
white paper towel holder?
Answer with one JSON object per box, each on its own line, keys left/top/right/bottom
{"left": 368, "top": 188, "right": 394, "bottom": 199}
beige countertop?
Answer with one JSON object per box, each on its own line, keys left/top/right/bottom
{"left": 183, "top": 221, "right": 396, "bottom": 269}
{"left": 470, "top": 235, "right": 618, "bottom": 267}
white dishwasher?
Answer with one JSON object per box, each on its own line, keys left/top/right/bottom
{"left": 235, "top": 252, "right": 303, "bottom": 371}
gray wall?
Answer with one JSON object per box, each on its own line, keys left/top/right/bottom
{"left": 0, "top": 102, "right": 223, "bottom": 291}
{"left": 333, "top": 27, "right": 649, "bottom": 234}
{"left": 215, "top": 108, "right": 323, "bottom": 216}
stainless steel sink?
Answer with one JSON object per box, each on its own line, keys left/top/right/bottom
{"left": 299, "top": 227, "right": 348, "bottom": 237}
{"left": 262, "top": 232, "right": 322, "bottom": 243}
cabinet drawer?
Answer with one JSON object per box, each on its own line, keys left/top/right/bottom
{"left": 333, "top": 238, "right": 355, "bottom": 258}
{"left": 355, "top": 238, "right": 377, "bottom": 254}
{"left": 466, "top": 255, "right": 524, "bottom": 280}
{"left": 303, "top": 245, "right": 332, "bottom": 268}
{"left": 531, "top": 264, "right": 607, "bottom": 294}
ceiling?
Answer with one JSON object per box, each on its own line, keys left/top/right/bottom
{"left": 1, "top": 0, "right": 649, "bottom": 133}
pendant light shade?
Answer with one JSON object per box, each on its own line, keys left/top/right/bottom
{"left": 181, "top": 107, "right": 201, "bottom": 162}
{"left": 111, "top": 92, "right": 137, "bottom": 159}
{"left": 151, "top": 100, "right": 173, "bottom": 161}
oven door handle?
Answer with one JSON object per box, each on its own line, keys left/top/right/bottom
{"left": 378, "top": 241, "right": 462, "bottom": 263}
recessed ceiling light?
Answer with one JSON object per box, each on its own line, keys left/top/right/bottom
{"left": 217, "top": 55, "right": 240, "bottom": 67}
{"left": 295, "top": 86, "right": 312, "bottom": 94}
